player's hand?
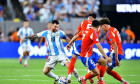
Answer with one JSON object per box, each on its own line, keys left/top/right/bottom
{"left": 115, "top": 59, "right": 120, "bottom": 66}
{"left": 20, "top": 37, "right": 25, "bottom": 44}
{"left": 66, "top": 44, "right": 71, "bottom": 50}
{"left": 106, "top": 57, "right": 112, "bottom": 63}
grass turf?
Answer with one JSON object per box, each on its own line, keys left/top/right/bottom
{"left": 0, "top": 59, "right": 140, "bottom": 84}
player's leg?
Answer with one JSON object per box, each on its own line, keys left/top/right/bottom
{"left": 24, "top": 51, "right": 30, "bottom": 67}
{"left": 106, "top": 54, "right": 129, "bottom": 84}
{"left": 65, "top": 59, "right": 80, "bottom": 83}
{"left": 19, "top": 46, "right": 26, "bottom": 64}
{"left": 96, "top": 56, "right": 107, "bottom": 84}
{"left": 44, "top": 56, "right": 59, "bottom": 84}
{"left": 67, "top": 54, "right": 78, "bottom": 82}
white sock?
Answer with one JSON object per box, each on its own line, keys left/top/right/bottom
{"left": 24, "top": 56, "right": 30, "bottom": 64}
{"left": 73, "top": 68, "right": 80, "bottom": 81}
{"left": 68, "top": 74, "right": 72, "bottom": 80}
{"left": 121, "top": 78, "right": 126, "bottom": 83}
{"left": 99, "top": 77, "right": 103, "bottom": 81}
{"left": 87, "top": 68, "right": 91, "bottom": 73}
{"left": 46, "top": 71, "right": 59, "bottom": 80}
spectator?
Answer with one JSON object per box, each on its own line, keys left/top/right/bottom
{"left": 0, "top": 28, "right": 5, "bottom": 42}
{"left": 38, "top": 4, "right": 51, "bottom": 22}
{"left": 125, "top": 25, "right": 135, "bottom": 43}
{"left": 58, "top": 6, "right": 69, "bottom": 22}
{"left": 27, "top": 10, "right": 36, "bottom": 21}
{"left": 120, "top": 27, "right": 128, "bottom": 42}
{"left": 23, "top": 4, "right": 34, "bottom": 18}
{"left": 0, "top": 5, "right": 4, "bottom": 21}
{"left": 12, "top": 27, "right": 20, "bottom": 42}
{"left": 8, "top": 27, "right": 15, "bottom": 41}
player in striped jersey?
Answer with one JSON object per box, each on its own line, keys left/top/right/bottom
{"left": 20, "top": 20, "right": 80, "bottom": 84}
{"left": 17, "top": 20, "right": 34, "bottom": 67}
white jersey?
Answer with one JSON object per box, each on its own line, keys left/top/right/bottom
{"left": 17, "top": 27, "right": 34, "bottom": 46}
{"left": 37, "top": 30, "right": 66, "bottom": 56}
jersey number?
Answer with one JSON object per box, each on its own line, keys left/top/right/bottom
{"left": 51, "top": 37, "right": 55, "bottom": 41}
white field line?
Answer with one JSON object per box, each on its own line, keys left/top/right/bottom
{"left": 0, "top": 79, "right": 139, "bottom": 83}
{"left": 0, "top": 74, "right": 140, "bottom": 78}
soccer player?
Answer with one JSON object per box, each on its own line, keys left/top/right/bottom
{"left": 20, "top": 20, "right": 80, "bottom": 84}
{"left": 68, "top": 13, "right": 98, "bottom": 83}
{"left": 17, "top": 20, "right": 34, "bottom": 67}
{"left": 99, "top": 18, "right": 129, "bottom": 84}
{"left": 67, "top": 20, "right": 112, "bottom": 84}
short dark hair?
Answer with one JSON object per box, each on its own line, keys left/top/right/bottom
{"left": 100, "top": 17, "right": 110, "bottom": 25}
{"left": 52, "top": 20, "right": 59, "bottom": 24}
{"left": 92, "top": 20, "right": 100, "bottom": 28}
{"left": 88, "top": 13, "right": 97, "bottom": 19}
{"left": 24, "top": 19, "right": 29, "bottom": 22}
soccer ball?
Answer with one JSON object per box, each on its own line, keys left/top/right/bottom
{"left": 58, "top": 76, "right": 68, "bottom": 84}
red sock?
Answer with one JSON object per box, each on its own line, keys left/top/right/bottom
{"left": 97, "top": 65, "right": 101, "bottom": 80}
{"left": 109, "top": 70, "right": 122, "bottom": 82}
{"left": 68, "top": 57, "right": 77, "bottom": 75}
{"left": 85, "top": 72, "right": 94, "bottom": 79}
{"left": 100, "top": 66, "right": 106, "bottom": 77}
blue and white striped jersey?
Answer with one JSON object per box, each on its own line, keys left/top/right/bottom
{"left": 37, "top": 30, "right": 67, "bottom": 56}
{"left": 17, "top": 27, "right": 34, "bottom": 46}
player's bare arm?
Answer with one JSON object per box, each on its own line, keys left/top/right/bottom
{"left": 95, "top": 43, "right": 112, "bottom": 62}
{"left": 74, "top": 29, "right": 80, "bottom": 35}
{"left": 20, "top": 34, "right": 38, "bottom": 43}
{"left": 65, "top": 37, "right": 71, "bottom": 43}
{"left": 66, "top": 34, "right": 79, "bottom": 50}
{"left": 39, "top": 37, "right": 43, "bottom": 48}
{"left": 112, "top": 42, "right": 120, "bottom": 66}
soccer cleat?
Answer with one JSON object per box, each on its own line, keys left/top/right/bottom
{"left": 68, "top": 80, "right": 71, "bottom": 83}
{"left": 24, "top": 64, "right": 28, "bottom": 67}
{"left": 97, "top": 80, "right": 105, "bottom": 84}
{"left": 89, "top": 78, "right": 94, "bottom": 84}
{"left": 123, "top": 81, "right": 130, "bottom": 84}
{"left": 19, "top": 58, "right": 22, "bottom": 64}
{"left": 54, "top": 79, "right": 58, "bottom": 84}
{"left": 81, "top": 76, "right": 87, "bottom": 84}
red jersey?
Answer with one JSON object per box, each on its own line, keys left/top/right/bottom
{"left": 106, "top": 27, "right": 123, "bottom": 55}
{"left": 76, "top": 20, "right": 101, "bottom": 40}
{"left": 78, "top": 28, "right": 99, "bottom": 57}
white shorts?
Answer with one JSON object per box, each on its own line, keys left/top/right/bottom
{"left": 45, "top": 53, "right": 70, "bottom": 68}
{"left": 22, "top": 45, "right": 31, "bottom": 52}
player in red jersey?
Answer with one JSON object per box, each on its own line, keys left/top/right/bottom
{"left": 100, "top": 18, "right": 129, "bottom": 84}
{"left": 67, "top": 20, "right": 112, "bottom": 84}
{"left": 68, "top": 14, "right": 100, "bottom": 83}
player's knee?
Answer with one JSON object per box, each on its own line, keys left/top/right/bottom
{"left": 43, "top": 69, "right": 48, "bottom": 75}
{"left": 102, "top": 59, "right": 107, "bottom": 66}
{"left": 91, "top": 70, "right": 99, "bottom": 76}
{"left": 106, "top": 69, "right": 111, "bottom": 75}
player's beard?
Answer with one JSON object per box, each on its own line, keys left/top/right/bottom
{"left": 52, "top": 29, "right": 57, "bottom": 32}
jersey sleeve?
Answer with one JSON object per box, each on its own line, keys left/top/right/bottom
{"left": 37, "top": 30, "right": 47, "bottom": 37}
{"left": 108, "top": 31, "right": 116, "bottom": 43}
{"left": 77, "top": 21, "right": 84, "bottom": 31}
{"left": 60, "top": 30, "right": 67, "bottom": 39}
{"left": 92, "top": 32, "right": 99, "bottom": 44}
{"left": 17, "top": 28, "right": 21, "bottom": 36}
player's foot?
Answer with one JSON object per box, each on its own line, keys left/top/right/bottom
{"left": 24, "top": 64, "right": 28, "bottom": 67}
{"left": 123, "top": 81, "right": 130, "bottom": 84}
{"left": 68, "top": 80, "right": 71, "bottom": 83}
{"left": 19, "top": 58, "right": 22, "bottom": 64}
{"left": 89, "top": 78, "right": 94, "bottom": 84}
{"left": 97, "top": 80, "right": 105, "bottom": 84}
{"left": 54, "top": 79, "right": 58, "bottom": 84}
{"left": 81, "top": 76, "right": 87, "bottom": 84}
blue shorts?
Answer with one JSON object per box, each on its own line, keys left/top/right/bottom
{"left": 107, "top": 52, "right": 123, "bottom": 68}
{"left": 80, "top": 52, "right": 101, "bottom": 70}
{"left": 72, "top": 40, "right": 82, "bottom": 56}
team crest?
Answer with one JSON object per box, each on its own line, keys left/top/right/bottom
{"left": 52, "top": 33, "right": 55, "bottom": 36}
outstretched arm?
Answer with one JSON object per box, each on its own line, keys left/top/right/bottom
{"left": 20, "top": 34, "right": 38, "bottom": 43}
{"left": 96, "top": 43, "right": 112, "bottom": 62}
{"left": 66, "top": 34, "right": 79, "bottom": 50}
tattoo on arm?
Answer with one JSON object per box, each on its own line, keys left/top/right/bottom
{"left": 25, "top": 34, "right": 38, "bottom": 40}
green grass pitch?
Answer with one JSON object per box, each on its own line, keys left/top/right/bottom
{"left": 0, "top": 59, "right": 140, "bottom": 84}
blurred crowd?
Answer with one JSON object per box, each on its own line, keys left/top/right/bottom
{"left": 0, "top": 25, "right": 139, "bottom": 44}
{"left": 19, "top": 0, "right": 100, "bottom": 22}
